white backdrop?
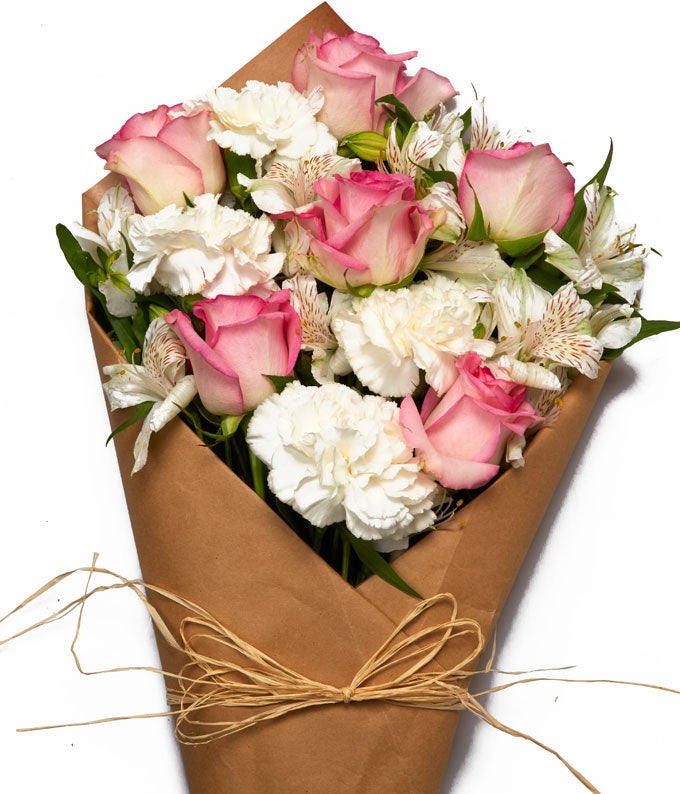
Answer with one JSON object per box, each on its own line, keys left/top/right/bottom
{"left": 2, "top": 1, "right": 679, "bottom": 792}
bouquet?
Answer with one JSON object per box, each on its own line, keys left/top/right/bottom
{"left": 10, "top": 3, "right": 678, "bottom": 792}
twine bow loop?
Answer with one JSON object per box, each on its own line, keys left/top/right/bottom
{"left": 165, "top": 591, "right": 485, "bottom": 743}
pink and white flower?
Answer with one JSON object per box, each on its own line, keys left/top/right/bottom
{"left": 292, "top": 30, "right": 457, "bottom": 141}
{"left": 165, "top": 292, "right": 301, "bottom": 417}
{"left": 289, "top": 170, "right": 434, "bottom": 290}
{"left": 95, "top": 104, "right": 226, "bottom": 215}
{"left": 458, "top": 142, "right": 575, "bottom": 251}
{"left": 399, "top": 352, "right": 541, "bottom": 491}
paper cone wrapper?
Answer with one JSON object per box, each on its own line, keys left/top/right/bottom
{"left": 82, "top": 5, "right": 611, "bottom": 792}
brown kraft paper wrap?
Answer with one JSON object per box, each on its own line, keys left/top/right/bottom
{"left": 82, "top": 4, "right": 611, "bottom": 792}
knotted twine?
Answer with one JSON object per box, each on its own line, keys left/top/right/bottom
{"left": 2, "top": 557, "right": 679, "bottom": 794}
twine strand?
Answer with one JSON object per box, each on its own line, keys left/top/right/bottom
{"left": 2, "top": 558, "right": 680, "bottom": 794}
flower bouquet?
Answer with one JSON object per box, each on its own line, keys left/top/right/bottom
{"left": 47, "top": 2, "right": 678, "bottom": 792}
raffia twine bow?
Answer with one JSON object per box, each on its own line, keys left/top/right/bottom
{"left": 2, "top": 557, "right": 679, "bottom": 794}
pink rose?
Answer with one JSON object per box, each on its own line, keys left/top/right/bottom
{"left": 399, "top": 352, "right": 541, "bottom": 490}
{"left": 95, "top": 105, "right": 227, "bottom": 215}
{"left": 458, "top": 142, "right": 575, "bottom": 253}
{"left": 289, "top": 170, "right": 434, "bottom": 290}
{"left": 292, "top": 30, "right": 456, "bottom": 140}
{"left": 165, "top": 292, "right": 301, "bottom": 416}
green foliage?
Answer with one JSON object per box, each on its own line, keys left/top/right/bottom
{"left": 376, "top": 93, "right": 417, "bottom": 144}
{"left": 603, "top": 317, "right": 680, "bottom": 359}
{"left": 559, "top": 140, "right": 613, "bottom": 250}
{"left": 56, "top": 223, "right": 142, "bottom": 360}
{"left": 342, "top": 527, "right": 423, "bottom": 600}
{"left": 223, "top": 149, "right": 258, "bottom": 214}
{"left": 105, "top": 402, "right": 154, "bottom": 446}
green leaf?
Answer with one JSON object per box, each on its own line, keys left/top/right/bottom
{"left": 524, "top": 264, "right": 565, "bottom": 294}
{"left": 375, "top": 93, "right": 417, "bottom": 129}
{"left": 56, "top": 223, "right": 101, "bottom": 289}
{"left": 105, "top": 402, "right": 154, "bottom": 445}
{"left": 603, "top": 317, "right": 680, "bottom": 359}
{"left": 342, "top": 527, "right": 423, "bottom": 600}
{"left": 265, "top": 374, "right": 296, "bottom": 394}
{"left": 419, "top": 163, "right": 458, "bottom": 190}
{"left": 459, "top": 105, "right": 472, "bottom": 137}
{"left": 510, "top": 246, "right": 545, "bottom": 271}
{"left": 496, "top": 230, "right": 547, "bottom": 258}
{"left": 465, "top": 187, "right": 488, "bottom": 243}
{"left": 559, "top": 139, "right": 614, "bottom": 250}
{"left": 581, "top": 283, "right": 624, "bottom": 306}
{"left": 223, "top": 149, "right": 258, "bottom": 214}
{"left": 57, "top": 223, "right": 142, "bottom": 359}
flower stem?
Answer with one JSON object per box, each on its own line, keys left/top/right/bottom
{"left": 248, "top": 449, "right": 266, "bottom": 500}
{"left": 341, "top": 531, "right": 351, "bottom": 582}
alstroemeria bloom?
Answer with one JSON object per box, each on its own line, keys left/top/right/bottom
{"left": 102, "top": 318, "right": 197, "bottom": 473}
{"left": 73, "top": 185, "right": 138, "bottom": 317}
{"left": 422, "top": 239, "right": 509, "bottom": 294}
{"left": 491, "top": 269, "right": 603, "bottom": 389}
{"left": 247, "top": 381, "right": 438, "bottom": 551}
{"left": 165, "top": 292, "right": 301, "bottom": 417}
{"left": 544, "top": 183, "right": 647, "bottom": 302}
{"left": 292, "top": 30, "right": 456, "bottom": 140}
{"left": 95, "top": 104, "right": 226, "bottom": 215}
{"left": 282, "top": 273, "right": 339, "bottom": 384}
{"left": 458, "top": 142, "right": 575, "bottom": 253}
{"left": 291, "top": 170, "right": 434, "bottom": 290}
{"left": 399, "top": 352, "right": 541, "bottom": 490}
{"left": 331, "top": 274, "right": 495, "bottom": 397}
{"left": 239, "top": 153, "right": 360, "bottom": 215}
{"left": 126, "top": 194, "right": 284, "bottom": 298}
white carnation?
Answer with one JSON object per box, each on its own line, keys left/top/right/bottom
{"left": 246, "top": 382, "right": 438, "bottom": 551}
{"left": 126, "top": 193, "right": 284, "bottom": 297}
{"left": 331, "top": 275, "right": 496, "bottom": 397}
{"left": 188, "top": 81, "right": 337, "bottom": 162}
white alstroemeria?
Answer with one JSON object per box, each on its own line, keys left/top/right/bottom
{"left": 584, "top": 185, "right": 647, "bottom": 302}
{"left": 419, "top": 182, "right": 466, "bottom": 242}
{"left": 272, "top": 218, "right": 311, "bottom": 277}
{"left": 543, "top": 230, "right": 603, "bottom": 293}
{"left": 422, "top": 239, "right": 510, "bottom": 294}
{"left": 246, "top": 381, "right": 438, "bottom": 551}
{"left": 127, "top": 194, "right": 284, "bottom": 297}
{"left": 545, "top": 183, "right": 647, "bottom": 302}
{"left": 492, "top": 269, "right": 603, "bottom": 388}
{"left": 590, "top": 302, "right": 641, "bottom": 350}
{"left": 181, "top": 81, "right": 337, "bottom": 164}
{"left": 239, "top": 154, "right": 360, "bottom": 214}
{"left": 102, "top": 318, "right": 197, "bottom": 474}
{"left": 74, "top": 185, "right": 138, "bottom": 317}
{"left": 526, "top": 367, "right": 570, "bottom": 423}
{"left": 428, "top": 106, "right": 466, "bottom": 179}
{"left": 282, "top": 273, "right": 338, "bottom": 384}
{"left": 383, "top": 121, "right": 444, "bottom": 180}
{"left": 469, "top": 98, "right": 524, "bottom": 151}
{"left": 331, "top": 274, "right": 496, "bottom": 397}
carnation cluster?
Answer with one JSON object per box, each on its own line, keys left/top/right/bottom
{"left": 59, "top": 27, "right": 671, "bottom": 590}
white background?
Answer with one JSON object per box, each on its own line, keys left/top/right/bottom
{"left": 2, "top": 1, "right": 679, "bottom": 792}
